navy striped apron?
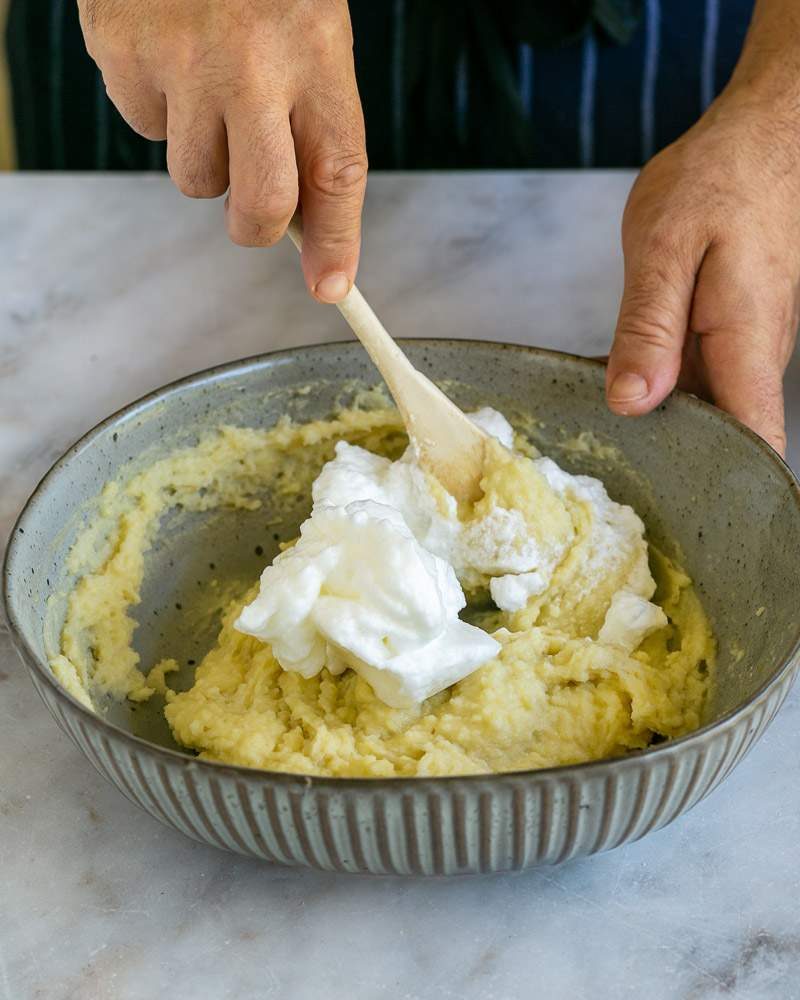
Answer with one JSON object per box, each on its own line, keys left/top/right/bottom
{"left": 6, "top": 0, "right": 754, "bottom": 170}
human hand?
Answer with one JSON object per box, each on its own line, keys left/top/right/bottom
{"left": 606, "top": 93, "right": 800, "bottom": 455}
{"left": 78, "top": 0, "right": 367, "bottom": 303}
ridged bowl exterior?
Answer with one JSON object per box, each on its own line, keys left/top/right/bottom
{"left": 22, "top": 657, "right": 797, "bottom": 874}
{"left": 6, "top": 342, "right": 800, "bottom": 875}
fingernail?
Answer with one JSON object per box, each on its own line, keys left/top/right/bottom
{"left": 608, "top": 372, "right": 649, "bottom": 404}
{"left": 314, "top": 272, "right": 350, "bottom": 303}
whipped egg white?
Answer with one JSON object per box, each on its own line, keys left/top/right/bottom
{"left": 235, "top": 409, "right": 667, "bottom": 708}
{"left": 235, "top": 499, "right": 499, "bottom": 708}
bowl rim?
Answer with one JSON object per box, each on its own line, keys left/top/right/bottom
{"left": 5, "top": 338, "right": 800, "bottom": 789}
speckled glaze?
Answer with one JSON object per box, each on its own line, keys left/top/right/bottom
{"left": 5, "top": 341, "right": 800, "bottom": 875}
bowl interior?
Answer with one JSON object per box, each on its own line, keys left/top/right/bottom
{"left": 6, "top": 341, "right": 800, "bottom": 754}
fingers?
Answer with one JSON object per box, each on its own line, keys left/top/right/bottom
{"left": 103, "top": 73, "right": 167, "bottom": 140}
{"left": 110, "top": 77, "right": 232, "bottom": 201}
{"left": 704, "top": 336, "right": 787, "bottom": 455}
{"left": 691, "top": 244, "right": 792, "bottom": 455}
{"left": 224, "top": 107, "right": 298, "bottom": 247}
{"left": 80, "top": 0, "right": 366, "bottom": 288}
{"left": 606, "top": 235, "right": 701, "bottom": 416}
{"left": 78, "top": 0, "right": 168, "bottom": 140}
{"left": 292, "top": 83, "right": 367, "bottom": 302}
{"left": 165, "top": 94, "right": 229, "bottom": 198}
{"left": 672, "top": 332, "right": 709, "bottom": 398}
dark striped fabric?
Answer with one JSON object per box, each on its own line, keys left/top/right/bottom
{"left": 6, "top": 0, "right": 753, "bottom": 171}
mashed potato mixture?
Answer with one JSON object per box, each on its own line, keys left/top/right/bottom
{"left": 51, "top": 406, "right": 714, "bottom": 777}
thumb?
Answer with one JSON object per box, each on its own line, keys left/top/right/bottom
{"left": 692, "top": 245, "right": 788, "bottom": 456}
{"left": 607, "top": 245, "right": 698, "bottom": 416}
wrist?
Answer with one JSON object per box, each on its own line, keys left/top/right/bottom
{"left": 720, "top": 1, "right": 800, "bottom": 123}
{"left": 695, "top": 72, "right": 800, "bottom": 154}
{"left": 723, "top": 70, "right": 800, "bottom": 123}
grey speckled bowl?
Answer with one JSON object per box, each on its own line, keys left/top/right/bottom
{"left": 5, "top": 341, "right": 800, "bottom": 875}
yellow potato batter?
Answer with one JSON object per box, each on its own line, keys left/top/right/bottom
{"left": 51, "top": 408, "right": 714, "bottom": 777}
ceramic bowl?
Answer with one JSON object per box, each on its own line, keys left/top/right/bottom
{"left": 5, "top": 341, "right": 800, "bottom": 875}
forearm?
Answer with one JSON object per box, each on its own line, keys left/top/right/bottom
{"left": 725, "top": 0, "right": 800, "bottom": 110}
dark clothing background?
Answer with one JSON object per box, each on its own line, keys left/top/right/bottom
{"left": 6, "top": 0, "right": 753, "bottom": 172}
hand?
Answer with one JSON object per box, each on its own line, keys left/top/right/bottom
{"left": 78, "top": 0, "right": 367, "bottom": 303}
{"left": 606, "top": 93, "right": 800, "bottom": 455}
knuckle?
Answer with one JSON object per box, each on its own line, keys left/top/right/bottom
{"left": 623, "top": 216, "right": 687, "bottom": 262}
{"left": 232, "top": 187, "right": 297, "bottom": 226}
{"left": 226, "top": 212, "right": 262, "bottom": 247}
{"left": 304, "top": 9, "right": 353, "bottom": 56}
{"left": 188, "top": 179, "right": 227, "bottom": 199}
{"left": 139, "top": 124, "right": 167, "bottom": 141}
{"left": 227, "top": 189, "right": 296, "bottom": 246}
{"left": 695, "top": 276, "right": 797, "bottom": 358}
{"left": 306, "top": 150, "right": 367, "bottom": 198}
{"left": 226, "top": 216, "right": 252, "bottom": 247}
{"left": 90, "top": 46, "right": 128, "bottom": 80}
{"left": 112, "top": 95, "right": 165, "bottom": 139}
{"left": 171, "top": 167, "right": 227, "bottom": 199}
{"left": 169, "top": 35, "right": 214, "bottom": 77}
{"left": 226, "top": 224, "right": 254, "bottom": 248}
{"left": 167, "top": 140, "right": 227, "bottom": 198}
{"left": 618, "top": 298, "right": 680, "bottom": 351}
{"left": 308, "top": 232, "right": 360, "bottom": 257}
{"left": 227, "top": 219, "right": 284, "bottom": 248}
{"left": 645, "top": 225, "right": 684, "bottom": 260}
{"left": 87, "top": 31, "right": 142, "bottom": 75}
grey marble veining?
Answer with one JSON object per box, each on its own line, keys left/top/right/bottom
{"left": 1, "top": 172, "right": 799, "bottom": 1000}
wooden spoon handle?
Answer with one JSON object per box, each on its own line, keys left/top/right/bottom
{"left": 287, "top": 217, "right": 412, "bottom": 388}
{"left": 287, "top": 215, "right": 465, "bottom": 411}
{"left": 286, "top": 216, "right": 486, "bottom": 502}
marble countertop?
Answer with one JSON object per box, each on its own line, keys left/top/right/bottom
{"left": 2, "top": 172, "right": 799, "bottom": 1000}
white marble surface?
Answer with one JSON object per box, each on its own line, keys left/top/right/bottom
{"left": 2, "top": 172, "right": 800, "bottom": 1000}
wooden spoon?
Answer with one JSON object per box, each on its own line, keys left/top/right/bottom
{"left": 287, "top": 216, "right": 487, "bottom": 503}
